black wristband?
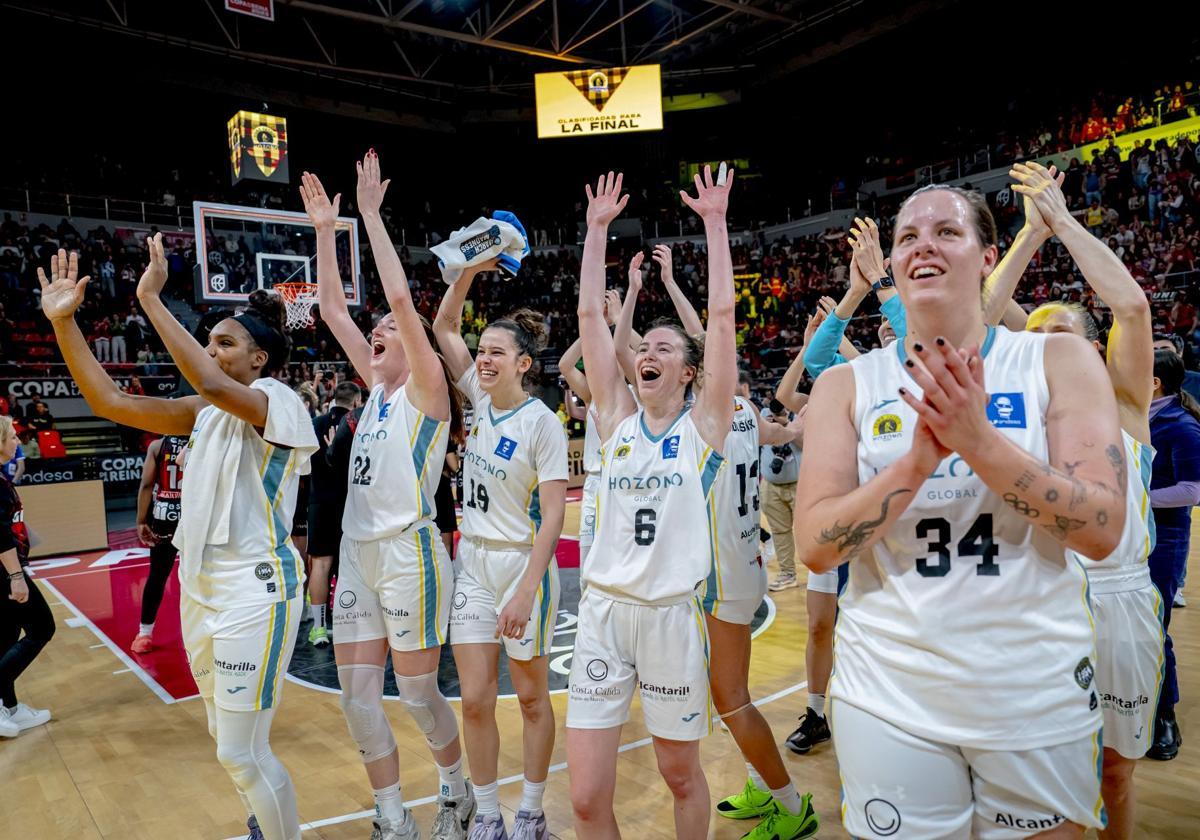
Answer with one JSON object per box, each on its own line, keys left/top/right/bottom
{"left": 7, "top": 571, "right": 24, "bottom": 580}
{"left": 872, "top": 276, "right": 895, "bottom": 291}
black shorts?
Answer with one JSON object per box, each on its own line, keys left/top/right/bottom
{"left": 307, "top": 502, "right": 342, "bottom": 558}
{"left": 434, "top": 473, "right": 457, "bottom": 536}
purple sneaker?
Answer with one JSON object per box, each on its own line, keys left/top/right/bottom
{"left": 467, "top": 813, "right": 509, "bottom": 840}
{"left": 511, "top": 809, "right": 548, "bottom": 840}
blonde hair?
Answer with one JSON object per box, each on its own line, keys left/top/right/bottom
{"left": 1026, "top": 302, "right": 1100, "bottom": 342}
{"left": 0, "top": 416, "right": 13, "bottom": 444}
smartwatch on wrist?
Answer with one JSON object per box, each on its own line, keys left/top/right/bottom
{"left": 871, "top": 275, "right": 895, "bottom": 292}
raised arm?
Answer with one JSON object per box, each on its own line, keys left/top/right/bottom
{"left": 804, "top": 294, "right": 851, "bottom": 378}
{"left": 300, "top": 171, "right": 373, "bottom": 382}
{"left": 652, "top": 244, "right": 704, "bottom": 336}
{"left": 136, "top": 234, "right": 269, "bottom": 428}
{"left": 775, "top": 308, "right": 825, "bottom": 412}
{"left": 612, "top": 264, "right": 642, "bottom": 390}
{"left": 1013, "top": 161, "right": 1154, "bottom": 432}
{"left": 433, "top": 262, "right": 492, "bottom": 383}
{"left": 357, "top": 152, "right": 447, "bottom": 420}
{"left": 559, "top": 338, "right": 592, "bottom": 405}
{"left": 564, "top": 386, "right": 588, "bottom": 421}
{"left": 39, "top": 248, "right": 202, "bottom": 436}
{"left": 794, "top": 365, "right": 933, "bottom": 573}
{"left": 686, "top": 164, "right": 737, "bottom": 450}
{"left": 578, "top": 172, "right": 637, "bottom": 437}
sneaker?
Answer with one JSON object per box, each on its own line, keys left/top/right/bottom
{"left": 716, "top": 778, "right": 775, "bottom": 820}
{"left": 467, "top": 813, "right": 509, "bottom": 840}
{"left": 768, "top": 573, "right": 798, "bottom": 592}
{"left": 131, "top": 633, "right": 154, "bottom": 654}
{"left": 739, "top": 796, "right": 819, "bottom": 840}
{"left": 431, "top": 781, "right": 477, "bottom": 840}
{"left": 1146, "top": 710, "right": 1182, "bottom": 761}
{"left": 0, "top": 711, "right": 18, "bottom": 739}
{"left": 6, "top": 703, "right": 51, "bottom": 732}
{"left": 784, "top": 708, "right": 830, "bottom": 755}
{"left": 511, "top": 809, "right": 548, "bottom": 840}
{"left": 308, "top": 625, "right": 331, "bottom": 647}
{"left": 1175, "top": 591, "right": 1187, "bottom": 608}
{"left": 372, "top": 808, "right": 421, "bottom": 840}
{"left": 245, "top": 815, "right": 265, "bottom": 840}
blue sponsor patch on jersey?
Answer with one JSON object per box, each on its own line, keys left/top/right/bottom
{"left": 987, "top": 392, "right": 1026, "bottom": 428}
{"left": 662, "top": 435, "right": 681, "bottom": 459}
{"left": 494, "top": 436, "right": 519, "bottom": 460}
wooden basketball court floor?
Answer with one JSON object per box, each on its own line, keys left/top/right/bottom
{"left": 4, "top": 501, "right": 1198, "bottom": 840}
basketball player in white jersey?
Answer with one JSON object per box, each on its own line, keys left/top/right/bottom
{"left": 301, "top": 156, "right": 475, "bottom": 840}
{"left": 612, "top": 253, "right": 816, "bottom": 838}
{"left": 41, "top": 238, "right": 317, "bottom": 840}
{"left": 567, "top": 166, "right": 735, "bottom": 840}
{"left": 795, "top": 184, "right": 1129, "bottom": 839}
{"left": 434, "top": 271, "right": 568, "bottom": 840}
{"left": 984, "top": 161, "right": 1161, "bottom": 840}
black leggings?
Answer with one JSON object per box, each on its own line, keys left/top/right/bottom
{"left": 0, "top": 571, "right": 56, "bottom": 708}
{"left": 141, "top": 539, "right": 178, "bottom": 626}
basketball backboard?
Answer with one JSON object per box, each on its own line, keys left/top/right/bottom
{"left": 192, "top": 201, "right": 362, "bottom": 308}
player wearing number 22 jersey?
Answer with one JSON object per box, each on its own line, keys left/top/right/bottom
{"left": 334, "top": 383, "right": 451, "bottom": 651}
{"left": 450, "top": 367, "right": 568, "bottom": 659}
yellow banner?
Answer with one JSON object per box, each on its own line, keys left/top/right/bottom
{"left": 535, "top": 64, "right": 663, "bottom": 139}
{"left": 228, "top": 110, "right": 289, "bottom": 185}
{"left": 1074, "top": 116, "right": 1200, "bottom": 164}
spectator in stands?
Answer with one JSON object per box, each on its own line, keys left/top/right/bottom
{"left": 109, "top": 315, "right": 127, "bottom": 364}
{"left": 1170, "top": 291, "right": 1197, "bottom": 338}
{"left": 25, "top": 402, "right": 53, "bottom": 433}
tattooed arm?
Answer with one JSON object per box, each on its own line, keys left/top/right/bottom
{"left": 903, "top": 333, "right": 1126, "bottom": 558}
{"left": 793, "top": 365, "right": 934, "bottom": 573}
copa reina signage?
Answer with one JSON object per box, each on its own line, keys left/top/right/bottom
{"left": 4, "top": 376, "right": 177, "bottom": 398}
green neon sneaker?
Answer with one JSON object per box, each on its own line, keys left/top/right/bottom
{"left": 716, "top": 778, "right": 775, "bottom": 820}
{"left": 308, "top": 625, "right": 331, "bottom": 648}
{"left": 739, "top": 795, "right": 819, "bottom": 840}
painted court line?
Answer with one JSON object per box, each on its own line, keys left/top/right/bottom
{"left": 40, "top": 579, "right": 180, "bottom": 706}
{"left": 239, "top": 676, "right": 810, "bottom": 837}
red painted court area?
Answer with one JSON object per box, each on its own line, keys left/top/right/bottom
{"left": 29, "top": 531, "right": 581, "bottom": 704}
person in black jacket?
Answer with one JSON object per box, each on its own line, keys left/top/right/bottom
{"left": 304, "top": 381, "right": 362, "bottom": 648}
{"left": 0, "top": 416, "right": 55, "bottom": 738}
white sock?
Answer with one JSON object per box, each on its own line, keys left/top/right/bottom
{"left": 373, "top": 782, "right": 406, "bottom": 823}
{"left": 520, "top": 778, "right": 546, "bottom": 814}
{"left": 746, "top": 762, "right": 767, "bottom": 792}
{"left": 138, "top": 622, "right": 154, "bottom": 637}
{"left": 475, "top": 780, "right": 500, "bottom": 818}
{"left": 309, "top": 603, "right": 326, "bottom": 627}
{"left": 771, "top": 782, "right": 804, "bottom": 816}
{"left": 437, "top": 755, "right": 467, "bottom": 799}
{"left": 808, "top": 693, "right": 826, "bottom": 718}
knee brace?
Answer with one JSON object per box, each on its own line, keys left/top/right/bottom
{"left": 394, "top": 670, "right": 460, "bottom": 750}
{"left": 337, "top": 664, "right": 397, "bottom": 763}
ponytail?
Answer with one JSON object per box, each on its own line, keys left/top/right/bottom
{"left": 1154, "top": 348, "right": 1200, "bottom": 424}
{"left": 419, "top": 314, "right": 466, "bottom": 446}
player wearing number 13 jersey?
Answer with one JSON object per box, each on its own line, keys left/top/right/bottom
{"left": 796, "top": 186, "right": 1131, "bottom": 839}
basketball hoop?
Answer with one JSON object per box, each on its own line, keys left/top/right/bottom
{"left": 275, "top": 282, "right": 319, "bottom": 330}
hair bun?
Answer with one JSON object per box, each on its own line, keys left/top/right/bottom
{"left": 505, "top": 308, "right": 548, "bottom": 354}
{"left": 247, "top": 288, "right": 287, "bottom": 334}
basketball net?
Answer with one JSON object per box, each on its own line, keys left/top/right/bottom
{"left": 275, "top": 282, "right": 319, "bottom": 330}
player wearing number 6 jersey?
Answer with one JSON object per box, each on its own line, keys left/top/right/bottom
{"left": 568, "top": 167, "right": 744, "bottom": 840}
{"left": 610, "top": 256, "right": 815, "bottom": 839}
{"left": 302, "top": 155, "right": 475, "bottom": 840}
{"left": 435, "top": 264, "right": 567, "bottom": 840}
{"left": 796, "top": 184, "right": 1129, "bottom": 840}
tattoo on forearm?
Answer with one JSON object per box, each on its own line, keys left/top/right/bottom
{"left": 1045, "top": 488, "right": 1059, "bottom": 502}
{"left": 1106, "top": 444, "right": 1127, "bottom": 489}
{"left": 1068, "top": 478, "right": 1088, "bottom": 512}
{"left": 1096, "top": 510, "right": 1109, "bottom": 526}
{"left": 816, "top": 489, "right": 911, "bottom": 557}
{"left": 1002, "top": 492, "right": 1040, "bottom": 519}
{"left": 1015, "top": 470, "right": 1036, "bottom": 491}
{"left": 1064, "top": 461, "right": 1083, "bottom": 476}
{"left": 1043, "top": 514, "right": 1087, "bottom": 540}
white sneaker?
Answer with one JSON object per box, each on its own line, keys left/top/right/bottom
{"left": 768, "top": 573, "right": 798, "bottom": 592}
{"left": 6, "top": 703, "right": 51, "bottom": 732}
{"left": 372, "top": 808, "right": 420, "bottom": 840}
{"left": 431, "top": 780, "right": 477, "bottom": 840}
{"left": 0, "top": 711, "right": 18, "bottom": 738}
{"left": 1175, "top": 591, "right": 1187, "bottom": 608}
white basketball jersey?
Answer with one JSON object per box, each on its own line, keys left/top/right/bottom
{"left": 588, "top": 408, "right": 725, "bottom": 604}
{"left": 181, "top": 378, "right": 317, "bottom": 609}
{"left": 833, "top": 327, "right": 1100, "bottom": 750}
{"left": 341, "top": 383, "right": 448, "bottom": 541}
{"left": 705, "top": 397, "right": 766, "bottom": 604}
{"left": 1075, "top": 430, "right": 1155, "bottom": 575}
{"left": 457, "top": 368, "right": 569, "bottom": 546}
{"left": 583, "top": 403, "right": 602, "bottom": 475}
